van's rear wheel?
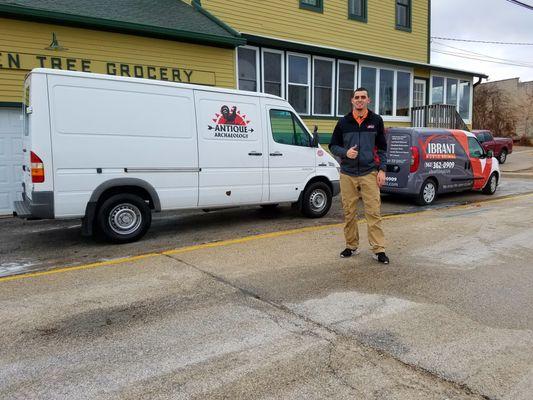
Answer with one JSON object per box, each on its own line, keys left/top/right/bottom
{"left": 301, "top": 182, "right": 332, "bottom": 218}
{"left": 482, "top": 173, "right": 498, "bottom": 195}
{"left": 97, "top": 194, "right": 151, "bottom": 243}
{"left": 416, "top": 179, "right": 437, "bottom": 206}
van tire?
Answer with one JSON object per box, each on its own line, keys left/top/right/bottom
{"left": 96, "top": 194, "right": 151, "bottom": 243}
{"left": 301, "top": 182, "right": 332, "bottom": 218}
{"left": 497, "top": 149, "right": 507, "bottom": 164}
{"left": 415, "top": 179, "right": 437, "bottom": 206}
{"left": 482, "top": 173, "right": 498, "bottom": 195}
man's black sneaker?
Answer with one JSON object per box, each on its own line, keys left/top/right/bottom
{"left": 373, "top": 252, "right": 390, "bottom": 264}
{"left": 340, "top": 248, "right": 360, "bottom": 258}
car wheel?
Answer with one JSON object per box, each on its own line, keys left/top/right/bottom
{"left": 97, "top": 193, "right": 151, "bottom": 243}
{"left": 482, "top": 173, "right": 498, "bottom": 195}
{"left": 498, "top": 149, "right": 507, "bottom": 164}
{"left": 301, "top": 182, "right": 332, "bottom": 218}
{"left": 415, "top": 179, "right": 437, "bottom": 206}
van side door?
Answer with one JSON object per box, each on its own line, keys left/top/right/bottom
{"left": 194, "top": 90, "right": 265, "bottom": 206}
{"left": 264, "top": 105, "right": 316, "bottom": 202}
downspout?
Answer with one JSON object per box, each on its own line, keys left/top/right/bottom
{"left": 472, "top": 76, "right": 484, "bottom": 129}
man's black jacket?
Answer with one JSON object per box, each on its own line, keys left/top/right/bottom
{"left": 329, "top": 110, "right": 387, "bottom": 177}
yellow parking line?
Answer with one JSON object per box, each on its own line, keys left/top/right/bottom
{"left": 2, "top": 192, "right": 532, "bottom": 284}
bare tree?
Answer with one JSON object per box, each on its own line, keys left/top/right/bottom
{"left": 473, "top": 84, "right": 516, "bottom": 137}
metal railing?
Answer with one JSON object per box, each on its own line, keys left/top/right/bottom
{"left": 411, "top": 104, "right": 469, "bottom": 131}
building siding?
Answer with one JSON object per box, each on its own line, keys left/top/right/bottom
{"left": 203, "top": 0, "right": 428, "bottom": 63}
{"left": 0, "top": 18, "right": 236, "bottom": 103}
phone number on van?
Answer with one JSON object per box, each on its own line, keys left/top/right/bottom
{"left": 424, "top": 161, "right": 455, "bottom": 169}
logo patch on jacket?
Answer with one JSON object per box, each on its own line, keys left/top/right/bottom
{"left": 367, "top": 125, "right": 375, "bottom": 129}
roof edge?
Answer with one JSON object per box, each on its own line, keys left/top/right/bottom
{"left": 0, "top": 3, "right": 246, "bottom": 48}
{"left": 191, "top": 1, "right": 243, "bottom": 39}
{"left": 243, "top": 33, "right": 488, "bottom": 79}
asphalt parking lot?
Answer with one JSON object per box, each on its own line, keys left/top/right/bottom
{"left": 0, "top": 147, "right": 532, "bottom": 399}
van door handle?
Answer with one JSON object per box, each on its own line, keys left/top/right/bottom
{"left": 248, "top": 151, "right": 262, "bottom": 156}
{"left": 270, "top": 151, "right": 283, "bottom": 156}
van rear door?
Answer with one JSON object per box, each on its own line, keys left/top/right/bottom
{"left": 384, "top": 130, "right": 411, "bottom": 189}
{"left": 21, "top": 77, "right": 33, "bottom": 201}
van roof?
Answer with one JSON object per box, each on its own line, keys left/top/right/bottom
{"left": 28, "top": 68, "right": 284, "bottom": 101}
{"left": 387, "top": 127, "right": 476, "bottom": 138}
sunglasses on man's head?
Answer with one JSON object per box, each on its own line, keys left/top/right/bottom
{"left": 353, "top": 95, "right": 367, "bottom": 100}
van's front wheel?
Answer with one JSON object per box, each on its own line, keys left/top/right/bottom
{"left": 301, "top": 182, "right": 332, "bottom": 218}
{"left": 97, "top": 194, "right": 151, "bottom": 243}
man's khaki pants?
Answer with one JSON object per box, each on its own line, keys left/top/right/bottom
{"left": 340, "top": 171, "right": 385, "bottom": 253}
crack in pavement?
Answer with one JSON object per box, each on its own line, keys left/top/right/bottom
{"left": 164, "top": 254, "right": 491, "bottom": 399}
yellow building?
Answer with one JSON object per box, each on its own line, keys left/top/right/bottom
{"left": 0, "top": 0, "right": 486, "bottom": 214}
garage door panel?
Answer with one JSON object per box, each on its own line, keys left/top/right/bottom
{"left": 0, "top": 108, "right": 23, "bottom": 215}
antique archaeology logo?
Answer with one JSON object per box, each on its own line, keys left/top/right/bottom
{"left": 208, "top": 105, "right": 254, "bottom": 139}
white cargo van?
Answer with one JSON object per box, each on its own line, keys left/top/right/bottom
{"left": 14, "top": 69, "right": 340, "bottom": 243}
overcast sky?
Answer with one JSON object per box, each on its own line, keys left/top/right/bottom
{"left": 431, "top": 0, "right": 533, "bottom": 82}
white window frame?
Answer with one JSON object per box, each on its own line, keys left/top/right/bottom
{"left": 312, "top": 56, "right": 335, "bottom": 117}
{"left": 236, "top": 45, "right": 260, "bottom": 92}
{"left": 336, "top": 60, "right": 358, "bottom": 117}
{"left": 429, "top": 73, "right": 473, "bottom": 124}
{"left": 358, "top": 61, "right": 413, "bottom": 122}
{"left": 413, "top": 78, "right": 427, "bottom": 108}
{"left": 261, "top": 48, "right": 285, "bottom": 98}
{"left": 286, "top": 52, "right": 311, "bottom": 116}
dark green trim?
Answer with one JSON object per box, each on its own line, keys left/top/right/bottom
{"left": 243, "top": 34, "right": 488, "bottom": 78}
{"left": 0, "top": 102, "right": 23, "bottom": 108}
{"left": 192, "top": 1, "right": 242, "bottom": 39}
{"left": 348, "top": 0, "right": 367, "bottom": 23}
{"left": 0, "top": 4, "right": 246, "bottom": 48}
{"left": 299, "top": 0, "right": 323, "bottom": 13}
{"left": 395, "top": 0, "right": 412, "bottom": 32}
{"left": 427, "top": 0, "right": 431, "bottom": 63}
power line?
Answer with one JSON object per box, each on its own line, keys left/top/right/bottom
{"left": 431, "top": 36, "right": 533, "bottom": 45}
{"left": 432, "top": 40, "right": 533, "bottom": 66}
{"left": 432, "top": 49, "right": 533, "bottom": 68}
{"left": 505, "top": 0, "right": 533, "bottom": 10}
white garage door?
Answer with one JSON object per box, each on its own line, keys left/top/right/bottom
{"left": 0, "top": 108, "right": 23, "bottom": 215}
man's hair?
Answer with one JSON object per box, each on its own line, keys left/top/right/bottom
{"left": 352, "top": 87, "right": 369, "bottom": 98}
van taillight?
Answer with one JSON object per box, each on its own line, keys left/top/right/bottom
{"left": 410, "top": 146, "right": 419, "bottom": 173}
{"left": 30, "top": 151, "right": 45, "bottom": 183}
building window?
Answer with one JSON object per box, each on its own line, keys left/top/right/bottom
{"left": 379, "top": 69, "right": 394, "bottom": 116}
{"left": 262, "top": 49, "right": 284, "bottom": 98}
{"left": 430, "top": 75, "right": 472, "bottom": 121}
{"left": 312, "top": 57, "right": 335, "bottom": 116}
{"left": 459, "top": 80, "right": 471, "bottom": 120}
{"left": 360, "top": 66, "right": 377, "bottom": 112}
{"left": 237, "top": 46, "right": 259, "bottom": 91}
{"left": 337, "top": 60, "right": 358, "bottom": 116}
{"left": 431, "top": 76, "right": 444, "bottom": 104}
{"left": 348, "top": 0, "right": 366, "bottom": 22}
{"left": 287, "top": 53, "right": 311, "bottom": 115}
{"left": 360, "top": 63, "right": 412, "bottom": 120}
{"left": 395, "top": 0, "right": 411, "bottom": 31}
{"left": 300, "top": 0, "right": 323, "bottom": 12}
{"left": 396, "top": 71, "right": 411, "bottom": 116}
{"left": 446, "top": 78, "right": 458, "bottom": 106}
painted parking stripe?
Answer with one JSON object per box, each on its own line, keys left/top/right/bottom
{"left": 1, "top": 192, "right": 533, "bottom": 284}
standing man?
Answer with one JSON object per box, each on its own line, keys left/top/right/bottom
{"left": 329, "top": 87, "right": 389, "bottom": 264}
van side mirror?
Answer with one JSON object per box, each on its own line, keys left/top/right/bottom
{"left": 487, "top": 149, "right": 494, "bottom": 158}
{"left": 312, "top": 125, "right": 320, "bottom": 147}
